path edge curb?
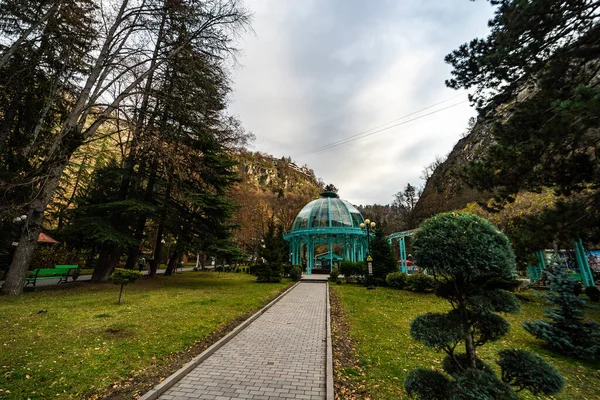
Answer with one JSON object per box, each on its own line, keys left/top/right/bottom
{"left": 139, "top": 281, "right": 301, "bottom": 400}
{"left": 326, "top": 282, "right": 334, "bottom": 400}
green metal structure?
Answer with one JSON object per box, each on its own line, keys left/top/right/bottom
{"left": 283, "top": 192, "right": 368, "bottom": 274}
{"left": 387, "top": 230, "right": 415, "bottom": 273}
{"left": 527, "top": 241, "right": 595, "bottom": 287}
{"left": 573, "top": 239, "right": 595, "bottom": 287}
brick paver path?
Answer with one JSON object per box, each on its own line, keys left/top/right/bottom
{"left": 158, "top": 282, "right": 327, "bottom": 400}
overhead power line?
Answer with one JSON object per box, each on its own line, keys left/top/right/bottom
{"left": 296, "top": 94, "right": 469, "bottom": 157}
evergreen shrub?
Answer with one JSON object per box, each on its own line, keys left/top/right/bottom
{"left": 404, "top": 368, "right": 451, "bottom": 400}
{"left": 329, "top": 268, "right": 340, "bottom": 282}
{"left": 497, "top": 349, "right": 565, "bottom": 395}
{"left": 370, "top": 228, "right": 397, "bottom": 281}
{"left": 289, "top": 265, "right": 302, "bottom": 282}
{"left": 451, "top": 369, "right": 517, "bottom": 400}
{"left": 523, "top": 266, "right": 600, "bottom": 360}
{"left": 111, "top": 268, "right": 143, "bottom": 304}
{"left": 404, "top": 212, "right": 563, "bottom": 399}
{"left": 340, "top": 260, "right": 365, "bottom": 281}
{"left": 442, "top": 353, "right": 494, "bottom": 377}
{"left": 386, "top": 272, "right": 408, "bottom": 289}
{"left": 406, "top": 273, "right": 436, "bottom": 292}
{"left": 254, "top": 264, "right": 283, "bottom": 283}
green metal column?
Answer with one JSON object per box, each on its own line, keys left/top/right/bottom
{"left": 329, "top": 240, "right": 333, "bottom": 272}
{"left": 528, "top": 249, "right": 547, "bottom": 282}
{"left": 399, "top": 237, "right": 408, "bottom": 273}
{"left": 293, "top": 240, "right": 297, "bottom": 265}
{"left": 573, "top": 239, "right": 595, "bottom": 287}
{"left": 307, "top": 237, "right": 313, "bottom": 274}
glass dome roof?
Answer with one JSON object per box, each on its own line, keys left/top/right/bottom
{"left": 290, "top": 192, "right": 365, "bottom": 230}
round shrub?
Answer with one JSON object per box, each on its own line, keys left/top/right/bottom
{"left": 442, "top": 353, "right": 494, "bottom": 377}
{"left": 111, "top": 268, "right": 143, "bottom": 304}
{"left": 451, "top": 368, "right": 518, "bottom": 400}
{"left": 468, "top": 289, "right": 521, "bottom": 314}
{"left": 585, "top": 285, "right": 600, "bottom": 302}
{"left": 413, "top": 212, "right": 515, "bottom": 280}
{"left": 410, "top": 312, "right": 463, "bottom": 352}
{"left": 472, "top": 312, "right": 511, "bottom": 345}
{"left": 406, "top": 273, "right": 436, "bottom": 292}
{"left": 289, "top": 265, "right": 302, "bottom": 282}
{"left": 329, "top": 268, "right": 340, "bottom": 282}
{"left": 497, "top": 349, "right": 565, "bottom": 395}
{"left": 404, "top": 368, "right": 452, "bottom": 400}
{"left": 386, "top": 272, "right": 408, "bottom": 289}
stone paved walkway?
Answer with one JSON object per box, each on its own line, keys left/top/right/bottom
{"left": 158, "top": 282, "right": 328, "bottom": 400}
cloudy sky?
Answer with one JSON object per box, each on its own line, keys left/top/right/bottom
{"left": 228, "top": 0, "right": 495, "bottom": 205}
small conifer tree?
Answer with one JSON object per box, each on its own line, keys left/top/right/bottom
{"left": 370, "top": 228, "right": 396, "bottom": 283}
{"left": 523, "top": 265, "right": 600, "bottom": 360}
{"left": 405, "top": 212, "right": 564, "bottom": 399}
{"left": 111, "top": 269, "right": 143, "bottom": 304}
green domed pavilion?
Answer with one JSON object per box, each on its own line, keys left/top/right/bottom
{"left": 283, "top": 191, "right": 369, "bottom": 274}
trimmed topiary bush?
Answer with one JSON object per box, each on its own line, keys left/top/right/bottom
{"left": 451, "top": 369, "right": 517, "bottom": 400}
{"left": 406, "top": 273, "right": 436, "bottom": 292}
{"left": 404, "top": 212, "right": 563, "bottom": 399}
{"left": 386, "top": 272, "right": 408, "bottom": 289}
{"left": 497, "top": 349, "right": 565, "bottom": 395}
{"left": 404, "top": 368, "right": 452, "bottom": 400}
{"left": 410, "top": 312, "right": 463, "bottom": 352}
{"left": 111, "top": 268, "right": 143, "bottom": 304}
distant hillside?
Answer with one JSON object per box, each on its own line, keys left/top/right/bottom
{"left": 229, "top": 151, "right": 323, "bottom": 257}
{"left": 233, "top": 150, "right": 322, "bottom": 195}
{"left": 412, "top": 118, "right": 493, "bottom": 222}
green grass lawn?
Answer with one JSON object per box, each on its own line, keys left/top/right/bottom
{"left": 0, "top": 272, "right": 290, "bottom": 399}
{"left": 333, "top": 285, "right": 600, "bottom": 400}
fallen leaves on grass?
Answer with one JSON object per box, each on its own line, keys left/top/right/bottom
{"left": 330, "top": 286, "right": 371, "bottom": 400}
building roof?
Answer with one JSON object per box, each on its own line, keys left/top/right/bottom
{"left": 290, "top": 191, "right": 365, "bottom": 231}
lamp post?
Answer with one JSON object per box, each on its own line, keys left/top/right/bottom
{"left": 360, "top": 219, "right": 376, "bottom": 289}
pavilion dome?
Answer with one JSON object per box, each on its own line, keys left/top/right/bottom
{"left": 290, "top": 191, "right": 365, "bottom": 231}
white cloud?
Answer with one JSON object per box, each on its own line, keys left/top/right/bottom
{"left": 229, "top": 0, "right": 495, "bottom": 205}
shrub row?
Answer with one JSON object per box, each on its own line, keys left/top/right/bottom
{"left": 249, "top": 264, "right": 283, "bottom": 283}
{"left": 386, "top": 271, "right": 436, "bottom": 292}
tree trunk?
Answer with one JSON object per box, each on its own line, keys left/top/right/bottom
{"left": 125, "top": 161, "right": 157, "bottom": 269}
{"left": 164, "top": 250, "right": 179, "bottom": 276}
{"left": 0, "top": 92, "right": 21, "bottom": 154}
{"left": 149, "top": 221, "right": 164, "bottom": 277}
{"left": 92, "top": 243, "right": 121, "bottom": 282}
{"left": 459, "top": 300, "right": 477, "bottom": 369}
{"left": 118, "top": 284, "right": 124, "bottom": 304}
{"left": 1, "top": 148, "right": 69, "bottom": 295}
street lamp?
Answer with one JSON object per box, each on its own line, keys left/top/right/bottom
{"left": 360, "top": 219, "right": 376, "bottom": 289}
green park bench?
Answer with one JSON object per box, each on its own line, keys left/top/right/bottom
{"left": 24, "top": 265, "right": 79, "bottom": 290}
